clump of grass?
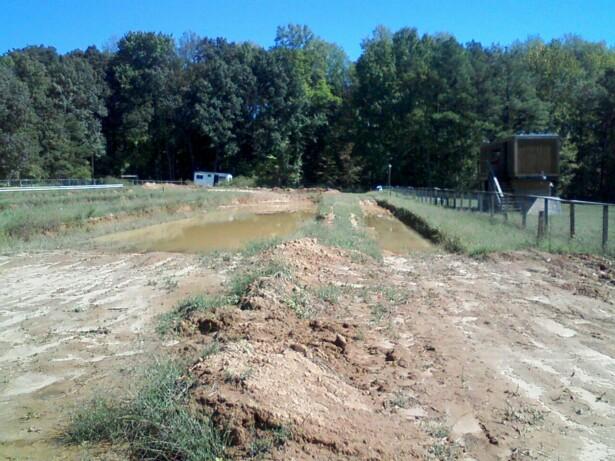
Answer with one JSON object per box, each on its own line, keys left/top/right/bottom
{"left": 65, "top": 360, "right": 227, "bottom": 460}
{"left": 371, "top": 303, "right": 390, "bottom": 323}
{"left": 313, "top": 284, "right": 342, "bottom": 304}
{"left": 218, "top": 175, "right": 258, "bottom": 188}
{"left": 286, "top": 289, "right": 314, "bottom": 318}
{"left": 388, "top": 391, "right": 415, "bottom": 409}
{"left": 241, "top": 237, "right": 283, "bottom": 257}
{"left": 157, "top": 294, "right": 230, "bottom": 336}
{"left": 201, "top": 340, "right": 221, "bottom": 358}
{"left": 223, "top": 367, "right": 254, "bottom": 386}
{"left": 248, "top": 425, "right": 291, "bottom": 458}
{"left": 229, "top": 259, "right": 290, "bottom": 300}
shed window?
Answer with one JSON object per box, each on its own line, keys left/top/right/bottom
{"left": 196, "top": 174, "right": 203, "bottom": 180}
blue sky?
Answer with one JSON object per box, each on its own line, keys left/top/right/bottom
{"left": 3, "top": 0, "right": 614, "bottom": 59}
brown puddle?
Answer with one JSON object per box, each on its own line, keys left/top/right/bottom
{"left": 365, "top": 214, "right": 433, "bottom": 253}
{"left": 98, "top": 210, "right": 314, "bottom": 253}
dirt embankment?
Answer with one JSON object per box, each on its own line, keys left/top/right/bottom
{"left": 168, "top": 233, "right": 615, "bottom": 460}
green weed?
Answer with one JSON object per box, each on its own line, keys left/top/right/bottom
{"left": 248, "top": 425, "right": 290, "bottom": 459}
{"left": 229, "top": 260, "right": 290, "bottom": 300}
{"left": 65, "top": 360, "right": 227, "bottom": 460}
{"left": 241, "top": 237, "right": 283, "bottom": 257}
{"left": 313, "top": 284, "right": 342, "bottom": 304}
{"left": 157, "top": 294, "right": 229, "bottom": 336}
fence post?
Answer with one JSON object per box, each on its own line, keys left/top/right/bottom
{"left": 603, "top": 205, "right": 609, "bottom": 251}
{"left": 489, "top": 194, "right": 494, "bottom": 219}
{"left": 570, "top": 203, "right": 575, "bottom": 239}
{"left": 522, "top": 204, "right": 527, "bottom": 228}
{"left": 538, "top": 211, "right": 545, "bottom": 241}
{"left": 544, "top": 198, "right": 549, "bottom": 231}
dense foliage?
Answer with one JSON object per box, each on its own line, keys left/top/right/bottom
{"left": 1, "top": 26, "right": 614, "bottom": 199}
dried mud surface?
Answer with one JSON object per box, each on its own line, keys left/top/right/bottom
{"left": 0, "top": 250, "right": 225, "bottom": 458}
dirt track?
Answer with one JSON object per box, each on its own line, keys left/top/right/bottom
{"left": 1, "top": 192, "right": 614, "bottom": 460}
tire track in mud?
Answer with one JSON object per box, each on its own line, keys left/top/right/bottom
{"left": 0, "top": 251, "right": 223, "bottom": 457}
{"left": 384, "top": 251, "right": 615, "bottom": 460}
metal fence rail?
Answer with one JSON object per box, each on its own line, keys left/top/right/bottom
{"left": 0, "top": 178, "right": 187, "bottom": 188}
{"left": 388, "top": 186, "right": 614, "bottom": 254}
{"left": 0, "top": 178, "right": 110, "bottom": 188}
{"left": 0, "top": 184, "right": 124, "bottom": 193}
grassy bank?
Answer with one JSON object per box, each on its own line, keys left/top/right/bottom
{"left": 65, "top": 360, "right": 227, "bottom": 460}
{"left": 380, "top": 192, "right": 615, "bottom": 257}
{"left": 300, "top": 193, "right": 381, "bottom": 260}
{"left": 0, "top": 186, "right": 241, "bottom": 252}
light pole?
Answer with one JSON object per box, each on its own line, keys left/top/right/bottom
{"left": 387, "top": 163, "right": 392, "bottom": 196}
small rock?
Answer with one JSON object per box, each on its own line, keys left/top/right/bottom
{"left": 290, "top": 343, "right": 308, "bottom": 356}
{"left": 334, "top": 334, "right": 347, "bottom": 350}
{"left": 424, "top": 344, "right": 436, "bottom": 352}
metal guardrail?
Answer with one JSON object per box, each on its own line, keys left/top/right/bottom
{"left": 0, "top": 178, "right": 109, "bottom": 188}
{"left": 0, "top": 184, "right": 124, "bottom": 193}
{"left": 387, "top": 186, "right": 614, "bottom": 253}
{"left": 0, "top": 178, "right": 187, "bottom": 188}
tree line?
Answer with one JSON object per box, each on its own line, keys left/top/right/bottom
{"left": 1, "top": 25, "right": 614, "bottom": 200}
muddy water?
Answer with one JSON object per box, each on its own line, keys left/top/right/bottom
{"left": 100, "top": 210, "right": 314, "bottom": 253}
{"left": 365, "top": 214, "right": 432, "bottom": 253}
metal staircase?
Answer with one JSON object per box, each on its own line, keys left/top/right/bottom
{"left": 486, "top": 163, "right": 520, "bottom": 213}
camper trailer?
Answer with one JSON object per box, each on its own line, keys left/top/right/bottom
{"left": 193, "top": 171, "right": 233, "bottom": 187}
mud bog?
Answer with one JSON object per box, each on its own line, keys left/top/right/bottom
{"left": 365, "top": 213, "right": 432, "bottom": 253}
{"left": 99, "top": 210, "right": 314, "bottom": 253}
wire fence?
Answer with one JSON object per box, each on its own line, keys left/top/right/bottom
{"left": 389, "top": 187, "right": 614, "bottom": 255}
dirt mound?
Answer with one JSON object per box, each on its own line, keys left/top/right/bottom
{"left": 264, "top": 238, "right": 359, "bottom": 286}
{"left": 184, "top": 240, "right": 427, "bottom": 459}
{"left": 179, "top": 238, "right": 561, "bottom": 459}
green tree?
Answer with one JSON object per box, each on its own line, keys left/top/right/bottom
{"left": 105, "top": 32, "right": 181, "bottom": 178}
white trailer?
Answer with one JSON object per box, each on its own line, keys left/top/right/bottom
{"left": 193, "top": 171, "right": 233, "bottom": 187}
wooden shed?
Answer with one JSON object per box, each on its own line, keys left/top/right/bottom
{"left": 480, "top": 134, "right": 560, "bottom": 196}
